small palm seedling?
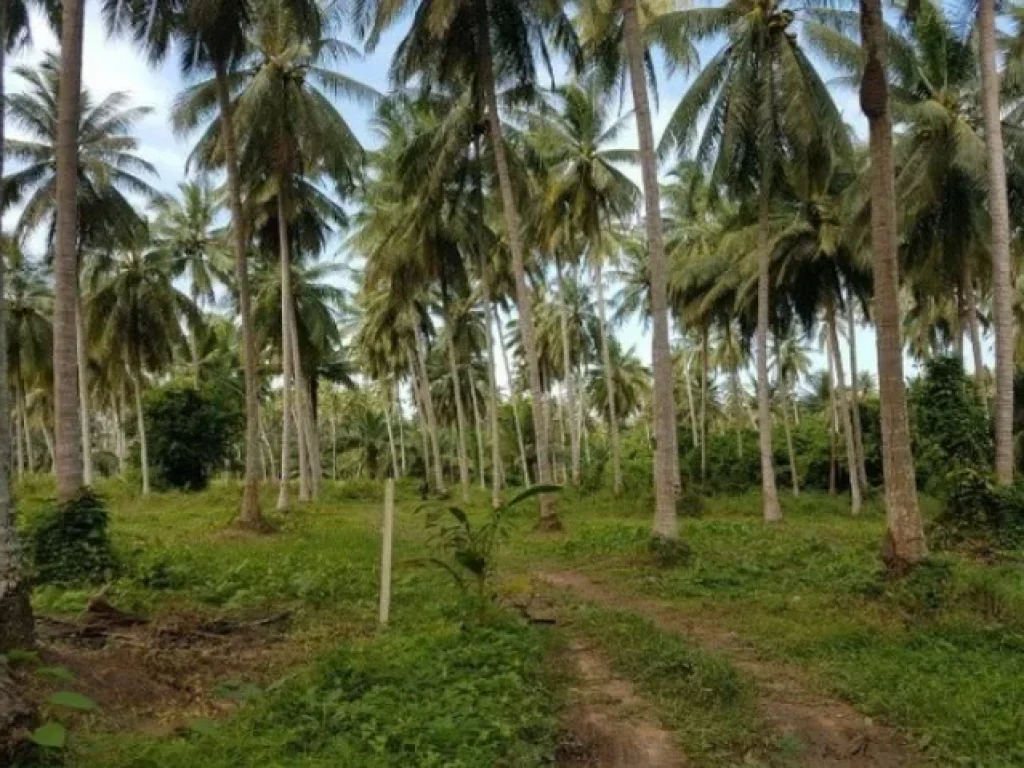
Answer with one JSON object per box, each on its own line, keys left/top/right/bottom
{"left": 417, "top": 486, "right": 561, "bottom": 602}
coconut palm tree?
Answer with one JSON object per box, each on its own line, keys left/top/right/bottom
{"left": 858, "top": 0, "right": 929, "bottom": 567}
{"left": 658, "top": 0, "right": 850, "bottom": 523}
{"left": 151, "top": 180, "right": 231, "bottom": 383}
{"left": 110, "top": 0, "right": 325, "bottom": 528}
{"left": 528, "top": 81, "right": 639, "bottom": 492}
{"left": 361, "top": 0, "right": 578, "bottom": 529}
{"left": 87, "top": 247, "right": 198, "bottom": 495}
{"left": 4, "top": 54, "right": 160, "bottom": 491}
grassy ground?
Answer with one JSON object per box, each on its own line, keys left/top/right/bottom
{"left": 509, "top": 489, "right": 1024, "bottom": 768}
{"left": 11, "top": 479, "right": 1024, "bottom": 766}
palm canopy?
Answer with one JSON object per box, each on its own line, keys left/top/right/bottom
{"left": 3, "top": 239, "right": 53, "bottom": 388}
{"left": 2, "top": 53, "right": 161, "bottom": 251}
{"left": 657, "top": 0, "right": 851, "bottom": 195}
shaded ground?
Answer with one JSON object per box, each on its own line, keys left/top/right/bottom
{"left": 539, "top": 569, "right": 924, "bottom": 768}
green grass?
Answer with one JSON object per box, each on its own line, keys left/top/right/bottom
{"left": 512, "top": 489, "right": 1024, "bottom": 768}
{"left": 14, "top": 478, "right": 564, "bottom": 767}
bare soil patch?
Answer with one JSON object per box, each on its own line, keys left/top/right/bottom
{"left": 539, "top": 570, "right": 924, "bottom": 768}
{"left": 555, "top": 637, "right": 685, "bottom": 767}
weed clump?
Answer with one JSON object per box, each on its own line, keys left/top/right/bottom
{"left": 26, "top": 490, "right": 118, "bottom": 585}
{"left": 648, "top": 535, "right": 692, "bottom": 568}
{"left": 933, "top": 468, "right": 1024, "bottom": 550}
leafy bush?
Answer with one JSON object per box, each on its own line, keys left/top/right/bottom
{"left": 26, "top": 491, "right": 118, "bottom": 585}
{"left": 910, "top": 357, "right": 992, "bottom": 494}
{"left": 144, "top": 382, "right": 241, "bottom": 491}
{"left": 934, "top": 468, "right": 1024, "bottom": 548}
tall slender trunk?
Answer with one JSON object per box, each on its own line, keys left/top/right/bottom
{"left": 13, "top": 381, "right": 24, "bottom": 479}
{"left": 701, "top": 327, "right": 708, "bottom": 484}
{"left": 846, "top": 298, "right": 869, "bottom": 492}
{"left": 190, "top": 282, "right": 202, "bottom": 385}
{"left": 445, "top": 326, "right": 471, "bottom": 502}
{"left": 782, "top": 390, "right": 800, "bottom": 496}
{"left": 42, "top": 426, "right": 55, "bottom": 476}
{"left": 215, "top": 63, "right": 264, "bottom": 528}
{"left": 21, "top": 387, "right": 33, "bottom": 475}
{"left": 294, "top": 386, "right": 309, "bottom": 502}
{"left": 410, "top": 364, "right": 432, "bottom": 487}
{"left": 289, "top": 319, "right": 320, "bottom": 499}
{"left": 476, "top": 3, "right": 556, "bottom": 525}
{"left": 624, "top": 0, "right": 678, "bottom": 537}
{"left": 415, "top": 334, "right": 446, "bottom": 494}
{"left": 978, "top": 0, "right": 1015, "bottom": 483}
{"left": 683, "top": 351, "right": 699, "bottom": 448}
{"left": 497, "top": 311, "right": 531, "bottom": 486}
{"left": 828, "top": 305, "right": 862, "bottom": 515}
{"left": 556, "top": 394, "right": 568, "bottom": 484}
{"left": 396, "top": 380, "right": 407, "bottom": 476}
{"left": 468, "top": 369, "right": 486, "bottom": 489}
{"left": 75, "top": 289, "right": 93, "bottom": 485}
{"left": 595, "top": 260, "right": 622, "bottom": 494}
{"left": 53, "top": 0, "right": 86, "bottom": 502}
{"left": 756, "top": 175, "right": 782, "bottom": 522}
{"left": 385, "top": 392, "right": 399, "bottom": 479}
{"left": 860, "top": 0, "right": 928, "bottom": 566}
{"left": 963, "top": 262, "right": 988, "bottom": 411}
{"left": 112, "top": 386, "right": 125, "bottom": 476}
{"left": 484, "top": 293, "right": 503, "bottom": 507}
{"left": 131, "top": 369, "right": 149, "bottom": 496}
{"left": 555, "top": 260, "right": 581, "bottom": 487}
{"left": 0, "top": 31, "right": 33, "bottom": 643}
{"left": 828, "top": 347, "right": 838, "bottom": 496}
{"left": 276, "top": 199, "right": 295, "bottom": 512}
{"left": 259, "top": 406, "right": 276, "bottom": 482}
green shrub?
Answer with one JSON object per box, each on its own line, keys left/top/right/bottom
{"left": 145, "top": 381, "right": 241, "bottom": 491}
{"left": 26, "top": 491, "right": 118, "bottom": 585}
{"left": 934, "top": 468, "right": 1024, "bottom": 548}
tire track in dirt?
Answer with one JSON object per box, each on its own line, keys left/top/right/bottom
{"left": 539, "top": 569, "right": 925, "bottom": 768}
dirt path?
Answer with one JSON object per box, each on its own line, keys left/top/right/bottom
{"left": 556, "top": 636, "right": 685, "bottom": 767}
{"left": 539, "top": 570, "right": 924, "bottom": 768}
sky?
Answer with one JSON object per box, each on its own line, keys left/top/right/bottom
{"left": 5, "top": 3, "right": 966, "bottom": 392}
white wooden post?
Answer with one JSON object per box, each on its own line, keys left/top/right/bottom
{"left": 379, "top": 479, "right": 395, "bottom": 625}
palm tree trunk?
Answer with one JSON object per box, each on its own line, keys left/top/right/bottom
{"left": 701, "top": 327, "right": 709, "bottom": 484}
{"left": 118, "top": 382, "right": 128, "bottom": 476}
{"left": 396, "top": 380, "right": 407, "bottom": 476}
{"left": 112, "top": 388, "right": 125, "bottom": 477}
{"left": 444, "top": 326, "right": 471, "bottom": 502}
{"left": 75, "top": 288, "right": 93, "bottom": 486}
{"left": 0, "top": 38, "right": 33, "bottom": 640}
{"left": 214, "top": 62, "right": 264, "bottom": 528}
{"left": 277, "top": 210, "right": 295, "bottom": 512}
{"left": 782, "top": 389, "right": 800, "bottom": 496}
{"left": 683, "top": 351, "right": 699, "bottom": 448}
{"left": 963, "top": 262, "right": 988, "bottom": 411}
{"left": 468, "top": 369, "right": 486, "bottom": 489}
{"left": 477, "top": 5, "right": 554, "bottom": 524}
{"left": 259, "top": 406, "right": 276, "bottom": 483}
{"left": 846, "top": 298, "right": 869, "bottom": 492}
{"left": 555, "top": 260, "right": 581, "bottom": 487}
{"left": 190, "top": 283, "right": 202, "bottom": 385}
{"left": 595, "top": 260, "right": 622, "bottom": 494}
{"left": 131, "top": 369, "right": 149, "bottom": 496}
{"left": 624, "top": 0, "right": 678, "bottom": 537}
{"left": 414, "top": 334, "right": 446, "bottom": 494}
{"left": 13, "top": 380, "right": 24, "bottom": 479}
{"left": 289, "top": 319, "right": 320, "bottom": 499}
{"left": 978, "top": 0, "right": 1015, "bottom": 483}
{"left": 483, "top": 293, "right": 503, "bottom": 507}
{"left": 42, "top": 426, "right": 55, "bottom": 476}
{"left": 294, "top": 390, "right": 309, "bottom": 501}
{"left": 828, "top": 305, "right": 862, "bottom": 515}
{"left": 756, "top": 177, "right": 782, "bottom": 522}
{"left": 828, "top": 346, "right": 838, "bottom": 496}
{"left": 860, "top": 0, "right": 928, "bottom": 566}
{"left": 52, "top": 0, "right": 86, "bottom": 503}
{"left": 385, "top": 392, "right": 399, "bottom": 479}
{"left": 497, "top": 310, "right": 531, "bottom": 487}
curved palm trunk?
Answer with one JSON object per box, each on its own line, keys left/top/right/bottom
{"left": 414, "top": 334, "right": 446, "bottom": 494}
{"left": 782, "top": 390, "right": 800, "bottom": 496}
{"left": 215, "top": 63, "right": 264, "bottom": 528}
{"left": 497, "top": 310, "right": 531, "bottom": 487}
{"left": 624, "top": 0, "right": 679, "bottom": 537}
{"left": 259, "top": 405, "right": 276, "bottom": 482}
{"left": 0, "top": 32, "right": 34, "bottom": 644}
{"left": 444, "top": 326, "right": 471, "bottom": 502}
{"left": 385, "top": 393, "right": 399, "bottom": 479}
{"left": 828, "top": 305, "right": 862, "bottom": 515}
{"left": 828, "top": 351, "right": 838, "bottom": 496}
{"left": 477, "top": 4, "right": 555, "bottom": 525}
{"left": 846, "top": 298, "right": 869, "bottom": 492}
{"left": 979, "top": 0, "right": 1014, "bottom": 483}
{"left": 52, "top": 0, "right": 86, "bottom": 502}
{"left": 756, "top": 180, "right": 782, "bottom": 522}
{"left": 963, "top": 262, "right": 988, "bottom": 411}
{"left": 131, "top": 368, "right": 150, "bottom": 495}
{"left": 859, "top": 0, "right": 928, "bottom": 566}
{"left": 409, "top": 366, "right": 431, "bottom": 485}
{"left": 396, "top": 380, "right": 407, "bottom": 476}
{"left": 555, "top": 260, "right": 581, "bottom": 487}
{"left": 277, "top": 209, "right": 295, "bottom": 512}
{"left": 683, "top": 352, "right": 699, "bottom": 448}
{"left": 13, "top": 378, "right": 24, "bottom": 479}
{"left": 289, "top": 320, "right": 320, "bottom": 499}
{"left": 595, "top": 260, "right": 622, "bottom": 494}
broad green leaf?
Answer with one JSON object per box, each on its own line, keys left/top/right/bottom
{"left": 505, "top": 485, "right": 562, "bottom": 509}
{"left": 48, "top": 691, "right": 97, "bottom": 711}
{"left": 37, "top": 666, "right": 76, "bottom": 682}
{"left": 30, "top": 722, "right": 67, "bottom": 749}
